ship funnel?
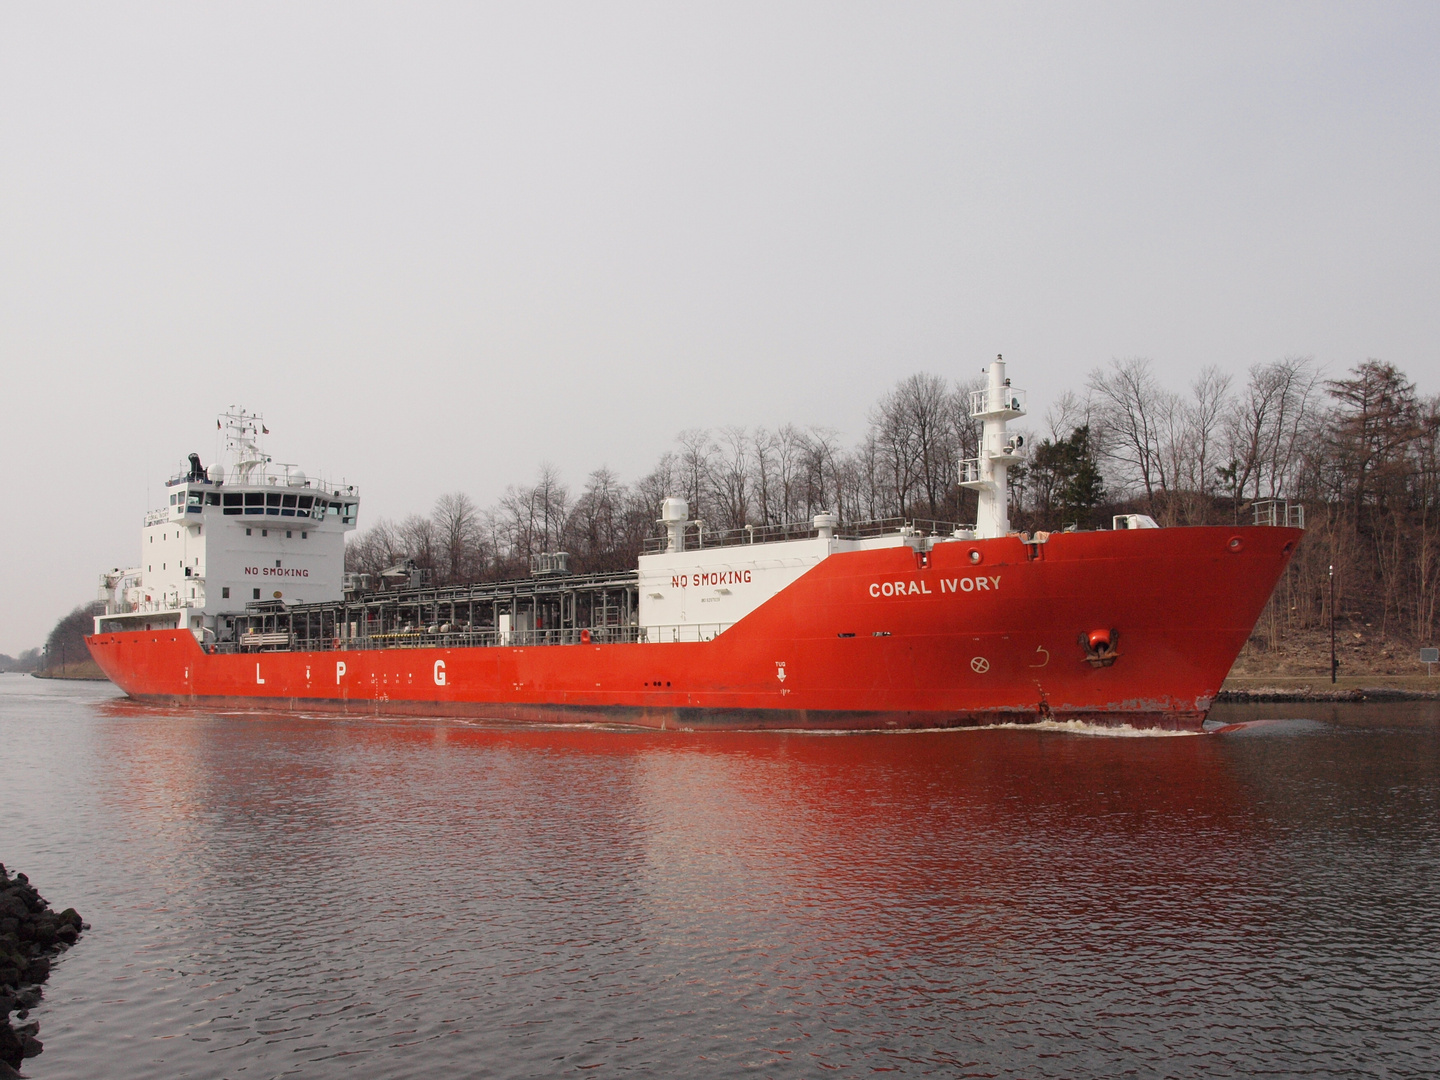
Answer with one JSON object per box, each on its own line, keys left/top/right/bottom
{"left": 187, "top": 453, "right": 205, "bottom": 482}
{"left": 660, "top": 497, "right": 689, "bottom": 553}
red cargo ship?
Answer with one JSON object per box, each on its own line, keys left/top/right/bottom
{"left": 87, "top": 362, "right": 1303, "bottom": 731}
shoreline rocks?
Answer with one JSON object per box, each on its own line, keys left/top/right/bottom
{"left": 0, "top": 864, "right": 86, "bottom": 1073}
{"left": 1216, "top": 686, "right": 1439, "bottom": 704}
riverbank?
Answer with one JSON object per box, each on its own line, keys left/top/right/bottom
{"left": 1219, "top": 674, "right": 1439, "bottom": 702}
{"left": 29, "top": 661, "right": 107, "bottom": 682}
{"left": 1222, "top": 620, "right": 1438, "bottom": 699}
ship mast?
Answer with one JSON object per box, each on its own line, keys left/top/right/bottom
{"left": 220, "top": 408, "right": 271, "bottom": 485}
{"left": 960, "top": 356, "right": 1026, "bottom": 539}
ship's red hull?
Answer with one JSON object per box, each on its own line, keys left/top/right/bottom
{"left": 87, "top": 526, "right": 1300, "bottom": 731}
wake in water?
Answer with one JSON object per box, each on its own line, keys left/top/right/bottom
{"left": 988, "top": 718, "right": 1200, "bottom": 738}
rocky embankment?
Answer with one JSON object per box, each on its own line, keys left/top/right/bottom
{"left": 0, "top": 866, "right": 85, "bottom": 1075}
{"left": 1216, "top": 683, "right": 1439, "bottom": 703}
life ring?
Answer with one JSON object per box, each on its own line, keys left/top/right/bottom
{"left": 580, "top": 629, "right": 592, "bottom": 644}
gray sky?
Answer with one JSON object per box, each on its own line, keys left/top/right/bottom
{"left": 2, "top": 2, "right": 1438, "bottom": 655}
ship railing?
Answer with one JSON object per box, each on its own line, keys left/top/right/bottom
{"left": 969, "top": 386, "right": 1026, "bottom": 418}
{"left": 1251, "top": 500, "right": 1305, "bottom": 529}
{"left": 640, "top": 516, "right": 970, "bottom": 553}
{"left": 166, "top": 467, "right": 358, "bottom": 498}
{"left": 293, "top": 625, "right": 644, "bottom": 651}
{"left": 211, "top": 621, "right": 738, "bottom": 654}
{"left": 109, "top": 597, "right": 200, "bottom": 616}
{"left": 838, "top": 517, "right": 968, "bottom": 539}
{"left": 641, "top": 519, "right": 825, "bottom": 553}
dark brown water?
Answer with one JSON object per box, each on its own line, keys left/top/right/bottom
{"left": 2, "top": 677, "right": 1437, "bottom": 1078}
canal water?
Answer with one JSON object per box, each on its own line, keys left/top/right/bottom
{"left": 2, "top": 676, "right": 1437, "bottom": 1078}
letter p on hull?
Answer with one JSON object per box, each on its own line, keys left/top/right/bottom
{"left": 336, "top": 661, "right": 346, "bottom": 684}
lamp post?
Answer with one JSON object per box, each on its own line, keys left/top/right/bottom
{"left": 1329, "top": 563, "right": 1337, "bottom": 684}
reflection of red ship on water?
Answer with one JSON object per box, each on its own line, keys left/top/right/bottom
{"left": 87, "top": 359, "right": 1302, "bottom": 731}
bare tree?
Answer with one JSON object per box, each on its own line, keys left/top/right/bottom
{"left": 891, "top": 373, "right": 952, "bottom": 517}
{"left": 1088, "top": 357, "right": 1173, "bottom": 504}
{"left": 774, "top": 424, "right": 810, "bottom": 522}
{"left": 566, "top": 466, "right": 628, "bottom": 571}
{"left": 709, "top": 426, "right": 751, "bottom": 530}
{"left": 871, "top": 386, "right": 921, "bottom": 517}
{"left": 749, "top": 427, "right": 779, "bottom": 526}
{"left": 345, "top": 517, "right": 406, "bottom": 576}
{"left": 800, "top": 426, "right": 843, "bottom": 520}
{"left": 840, "top": 433, "right": 886, "bottom": 522}
{"left": 433, "top": 492, "right": 482, "bottom": 583}
{"left": 1185, "top": 366, "right": 1233, "bottom": 497}
{"left": 1044, "top": 389, "right": 1090, "bottom": 442}
{"left": 635, "top": 451, "right": 677, "bottom": 518}
{"left": 675, "top": 429, "right": 715, "bottom": 526}
{"left": 496, "top": 463, "right": 570, "bottom": 562}
{"left": 396, "top": 513, "right": 440, "bottom": 571}
{"left": 1223, "top": 357, "right": 1320, "bottom": 507}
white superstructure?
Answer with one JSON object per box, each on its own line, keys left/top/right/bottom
{"left": 95, "top": 410, "right": 359, "bottom": 642}
{"left": 636, "top": 503, "right": 971, "bottom": 642}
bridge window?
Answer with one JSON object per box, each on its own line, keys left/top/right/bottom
{"left": 244, "top": 492, "right": 264, "bottom": 514}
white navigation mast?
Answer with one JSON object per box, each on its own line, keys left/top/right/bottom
{"left": 218, "top": 408, "right": 271, "bottom": 485}
{"left": 960, "top": 356, "right": 1027, "bottom": 539}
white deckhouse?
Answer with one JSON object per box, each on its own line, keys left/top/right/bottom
{"left": 95, "top": 410, "right": 360, "bottom": 643}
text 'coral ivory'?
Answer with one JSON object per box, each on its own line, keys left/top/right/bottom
{"left": 869, "top": 576, "right": 1000, "bottom": 598}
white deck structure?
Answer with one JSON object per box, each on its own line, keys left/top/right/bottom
{"left": 96, "top": 410, "right": 359, "bottom": 642}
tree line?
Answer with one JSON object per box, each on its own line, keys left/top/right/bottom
{"left": 347, "top": 356, "right": 1439, "bottom": 647}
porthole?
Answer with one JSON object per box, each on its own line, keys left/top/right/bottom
{"left": 968, "top": 549, "right": 983, "bottom": 564}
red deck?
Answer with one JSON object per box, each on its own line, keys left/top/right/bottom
{"left": 87, "top": 525, "right": 1300, "bottom": 731}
